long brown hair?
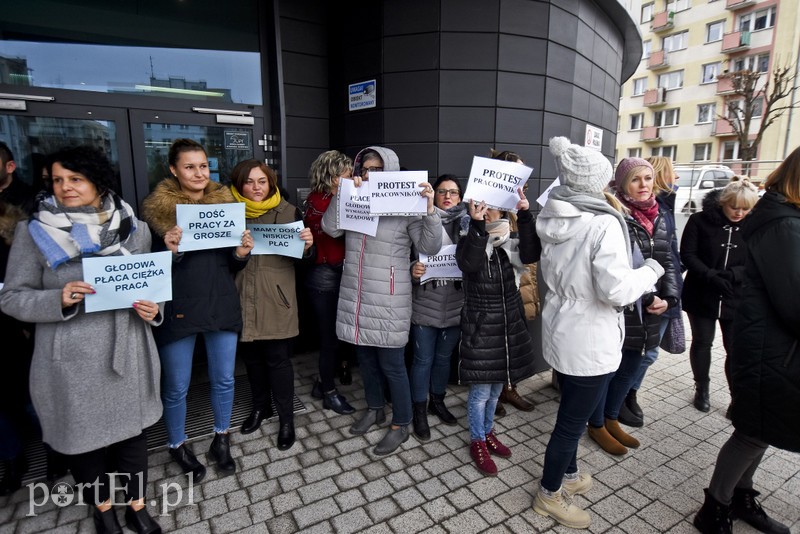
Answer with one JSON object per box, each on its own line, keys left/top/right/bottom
{"left": 229, "top": 159, "right": 279, "bottom": 200}
{"left": 764, "top": 146, "right": 800, "bottom": 207}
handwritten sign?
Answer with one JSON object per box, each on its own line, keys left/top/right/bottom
{"left": 369, "top": 171, "right": 428, "bottom": 216}
{"left": 176, "top": 203, "right": 246, "bottom": 252}
{"left": 337, "top": 179, "right": 379, "bottom": 236}
{"left": 463, "top": 156, "right": 533, "bottom": 212}
{"left": 420, "top": 245, "right": 461, "bottom": 284}
{"left": 82, "top": 251, "right": 172, "bottom": 313}
{"left": 249, "top": 220, "right": 306, "bottom": 258}
{"left": 537, "top": 177, "right": 561, "bottom": 207}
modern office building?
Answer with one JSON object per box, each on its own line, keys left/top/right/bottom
{"left": 617, "top": 0, "right": 800, "bottom": 176}
{"left": 1, "top": 0, "right": 643, "bottom": 210}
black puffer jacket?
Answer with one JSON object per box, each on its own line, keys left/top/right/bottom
{"left": 680, "top": 189, "right": 747, "bottom": 321}
{"left": 456, "top": 216, "right": 536, "bottom": 385}
{"left": 729, "top": 191, "right": 800, "bottom": 452}
{"left": 622, "top": 207, "right": 680, "bottom": 352}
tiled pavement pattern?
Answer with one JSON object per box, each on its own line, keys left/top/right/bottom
{"left": 2, "top": 332, "right": 799, "bottom": 533}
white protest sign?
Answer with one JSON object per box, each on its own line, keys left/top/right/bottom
{"left": 369, "top": 171, "right": 428, "bottom": 216}
{"left": 463, "top": 156, "right": 533, "bottom": 212}
{"left": 537, "top": 177, "right": 561, "bottom": 207}
{"left": 82, "top": 251, "right": 172, "bottom": 313}
{"left": 176, "top": 203, "right": 246, "bottom": 252}
{"left": 337, "top": 179, "right": 379, "bottom": 236}
{"left": 420, "top": 244, "right": 461, "bottom": 284}
{"left": 249, "top": 220, "right": 306, "bottom": 258}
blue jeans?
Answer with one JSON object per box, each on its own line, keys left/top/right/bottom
{"left": 410, "top": 325, "right": 460, "bottom": 403}
{"left": 589, "top": 349, "right": 643, "bottom": 426}
{"left": 159, "top": 331, "right": 238, "bottom": 448}
{"left": 467, "top": 383, "right": 504, "bottom": 441}
{"left": 356, "top": 346, "right": 412, "bottom": 426}
{"left": 631, "top": 317, "right": 669, "bottom": 391}
{"left": 541, "top": 372, "right": 614, "bottom": 491}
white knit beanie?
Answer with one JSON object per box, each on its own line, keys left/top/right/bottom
{"left": 548, "top": 136, "right": 612, "bottom": 194}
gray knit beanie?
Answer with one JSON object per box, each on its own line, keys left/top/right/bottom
{"left": 548, "top": 136, "right": 612, "bottom": 194}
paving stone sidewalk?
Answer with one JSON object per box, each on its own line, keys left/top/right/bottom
{"left": 1, "top": 335, "right": 798, "bottom": 533}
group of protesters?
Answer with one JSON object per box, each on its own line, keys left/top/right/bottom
{"left": 0, "top": 135, "right": 797, "bottom": 534}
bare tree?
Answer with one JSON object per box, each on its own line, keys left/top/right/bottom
{"left": 717, "top": 64, "right": 798, "bottom": 172}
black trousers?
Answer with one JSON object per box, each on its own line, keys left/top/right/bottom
{"left": 239, "top": 339, "right": 295, "bottom": 423}
{"left": 688, "top": 313, "right": 734, "bottom": 385}
{"left": 65, "top": 432, "right": 148, "bottom": 505}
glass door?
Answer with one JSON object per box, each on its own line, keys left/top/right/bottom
{"left": 0, "top": 103, "right": 134, "bottom": 202}
{"left": 129, "top": 109, "right": 266, "bottom": 208}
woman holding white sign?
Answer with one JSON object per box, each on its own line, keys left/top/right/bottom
{"left": 229, "top": 159, "right": 314, "bottom": 450}
{"left": 409, "top": 174, "right": 465, "bottom": 440}
{"left": 322, "top": 145, "right": 442, "bottom": 456}
{"left": 0, "top": 146, "right": 163, "bottom": 533}
{"left": 142, "top": 139, "right": 253, "bottom": 481}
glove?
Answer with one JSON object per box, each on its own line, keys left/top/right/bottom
{"left": 710, "top": 275, "right": 734, "bottom": 299}
{"left": 716, "top": 269, "right": 734, "bottom": 282}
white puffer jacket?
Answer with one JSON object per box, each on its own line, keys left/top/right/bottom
{"left": 536, "top": 198, "right": 663, "bottom": 376}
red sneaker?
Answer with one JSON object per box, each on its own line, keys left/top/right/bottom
{"left": 486, "top": 430, "right": 512, "bottom": 458}
{"left": 470, "top": 440, "right": 497, "bottom": 476}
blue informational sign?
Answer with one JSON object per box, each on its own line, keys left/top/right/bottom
{"left": 248, "top": 220, "right": 306, "bottom": 258}
{"left": 176, "top": 203, "right": 246, "bottom": 252}
{"left": 82, "top": 251, "right": 173, "bottom": 313}
{"left": 348, "top": 79, "right": 377, "bottom": 111}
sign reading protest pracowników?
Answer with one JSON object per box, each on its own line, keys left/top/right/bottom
{"left": 176, "top": 203, "right": 246, "bottom": 252}
{"left": 82, "top": 251, "right": 172, "bottom": 313}
{"left": 249, "top": 220, "right": 306, "bottom": 258}
{"left": 463, "top": 156, "right": 533, "bottom": 212}
{"left": 419, "top": 244, "right": 461, "bottom": 284}
{"left": 368, "top": 171, "right": 428, "bottom": 216}
{"left": 337, "top": 179, "right": 379, "bottom": 236}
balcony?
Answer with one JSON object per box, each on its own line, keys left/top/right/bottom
{"left": 716, "top": 75, "right": 737, "bottom": 95}
{"left": 640, "top": 126, "right": 661, "bottom": 142}
{"left": 651, "top": 10, "right": 674, "bottom": 33}
{"left": 721, "top": 31, "right": 751, "bottom": 53}
{"left": 712, "top": 119, "right": 737, "bottom": 136}
{"left": 647, "top": 50, "right": 669, "bottom": 70}
{"left": 726, "top": 0, "right": 757, "bottom": 10}
{"left": 643, "top": 87, "right": 667, "bottom": 107}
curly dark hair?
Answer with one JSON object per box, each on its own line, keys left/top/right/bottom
{"left": 46, "top": 146, "right": 117, "bottom": 195}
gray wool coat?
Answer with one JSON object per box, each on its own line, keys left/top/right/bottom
{"left": 322, "top": 203, "right": 442, "bottom": 348}
{"left": 0, "top": 221, "right": 163, "bottom": 455}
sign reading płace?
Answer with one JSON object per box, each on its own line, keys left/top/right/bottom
{"left": 249, "top": 220, "right": 306, "bottom": 258}
{"left": 463, "top": 156, "right": 533, "bottom": 212}
{"left": 176, "top": 203, "right": 246, "bottom": 252}
{"left": 368, "top": 171, "right": 428, "bottom": 216}
{"left": 337, "top": 179, "right": 379, "bottom": 236}
{"left": 348, "top": 80, "right": 377, "bottom": 111}
{"left": 419, "top": 244, "right": 461, "bottom": 284}
{"left": 82, "top": 251, "right": 172, "bottom": 313}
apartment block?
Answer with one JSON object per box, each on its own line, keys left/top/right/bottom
{"left": 617, "top": 0, "right": 800, "bottom": 174}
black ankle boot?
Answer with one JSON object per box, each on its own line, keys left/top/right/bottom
{"left": 731, "top": 488, "right": 790, "bottom": 534}
{"left": 694, "top": 488, "right": 732, "bottom": 534}
{"left": 209, "top": 433, "right": 236, "bottom": 475}
{"left": 277, "top": 421, "right": 295, "bottom": 451}
{"left": 625, "top": 389, "right": 643, "bottom": 418}
{"left": 694, "top": 381, "right": 710, "bottom": 412}
{"left": 428, "top": 392, "right": 457, "bottom": 425}
{"left": 241, "top": 405, "right": 273, "bottom": 434}
{"left": 124, "top": 505, "right": 162, "bottom": 534}
{"left": 168, "top": 444, "right": 206, "bottom": 483}
{"left": 0, "top": 455, "right": 27, "bottom": 495}
{"left": 323, "top": 390, "right": 355, "bottom": 415}
{"left": 93, "top": 507, "right": 122, "bottom": 534}
{"left": 412, "top": 401, "right": 430, "bottom": 441}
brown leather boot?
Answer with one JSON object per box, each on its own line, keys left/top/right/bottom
{"left": 587, "top": 425, "right": 627, "bottom": 456}
{"left": 500, "top": 384, "right": 535, "bottom": 412}
{"left": 605, "top": 418, "right": 640, "bottom": 449}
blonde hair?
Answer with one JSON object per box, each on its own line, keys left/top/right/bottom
{"left": 309, "top": 150, "right": 353, "bottom": 193}
{"left": 616, "top": 165, "right": 652, "bottom": 198}
{"left": 646, "top": 156, "right": 675, "bottom": 196}
{"left": 719, "top": 176, "right": 759, "bottom": 210}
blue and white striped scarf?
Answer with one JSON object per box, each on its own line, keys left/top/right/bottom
{"left": 28, "top": 191, "right": 136, "bottom": 269}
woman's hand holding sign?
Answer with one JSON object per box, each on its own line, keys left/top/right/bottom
{"left": 516, "top": 187, "right": 529, "bottom": 212}
{"left": 235, "top": 229, "right": 254, "bottom": 259}
{"left": 469, "top": 199, "right": 489, "bottom": 221}
{"left": 300, "top": 227, "right": 314, "bottom": 251}
{"left": 419, "top": 181, "right": 435, "bottom": 214}
{"left": 164, "top": 226, "right": 183, "bottom": 255}
{"left": 411, "top": 261, "right": 426, "bottom": 280}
